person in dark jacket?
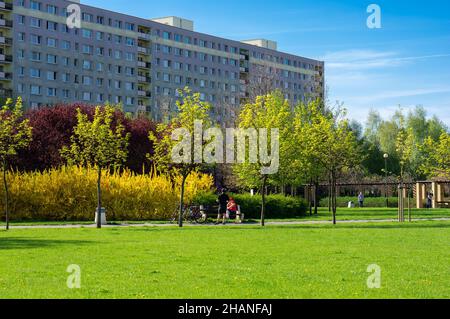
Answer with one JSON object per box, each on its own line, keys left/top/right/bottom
{"left": 216, "top": 189, "right": 229, "bottom": 225}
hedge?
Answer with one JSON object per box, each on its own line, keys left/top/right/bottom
{"left": 0, "top": 166, "right": 213, "bottom": 221}
{"left": 193, "top": 193, "right": 307, "bottom": 219}
{"left": 319, "top": 196, "right": 399, "bottom": 208}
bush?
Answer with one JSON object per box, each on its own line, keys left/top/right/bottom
{"left": 319, "top": 196, "right": 399, "bottom": 208}
{"left": 193, "top": 193, "right": 307, "bottom": 219}
{"left": 0, "top": 166, "right": 213, "bottom": 221}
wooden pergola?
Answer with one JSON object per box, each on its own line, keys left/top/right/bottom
{"left": 415, "top": 180, "right": 450, "bottom": 209}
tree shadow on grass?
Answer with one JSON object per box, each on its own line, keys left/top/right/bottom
{"left": 0, "top": 237, "right": 96, "bottom": 250}
{"left": 271, "top": 222, "right": 450, "bottom": 231}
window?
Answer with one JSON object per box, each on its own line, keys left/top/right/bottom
{"left": 47, "top": 54, "right": 57, "bottom": 64}
{"left": 96, "top": 32, "right": 104, "bottom": 41}
{"left": 82, "top": 76, "right": 92, "bottom": 85}
{"left": 82, "top": 29, "right": 92, "bottom": 39}
{"left": 30, "top": 1, "right": 41, "bottom": 11}
{"left": 30, "top": 68, "right": 41, "bottom": 78}
{"left": 163, "top": 31, "right": 170, "bottom": 40}
{"left": 125, "top": 82, "right": 134, "bottom": 91}
{"left": 47, "top": 21, "right": 57, "bottom": 31}
{"left": 82, "top": 45, "right": 93, "bottom": 54}
{"left": 47, "top": 71, "right": 56, "bottom": 81}
{"left": 30, "top": 51, "right": 41, "bottom": 61}
{"left": 47, "top": 5, "right": 57, "bottom": 15}
{"left": 62, "top": 73, "right": 70, "bottom": 82}
{"left": 30, "top": 17, "right": 41, "bottom": 28}
{"left": 62, "top": 89, "right": 70, "bottom": 98}
{"left": 126, "top": 97, "right": 134, "bottom": 106}
{"left": 83, "top": 60, "right": 92, "bottom": 70}
{"left": 163, "top": 73, "right": 170, "bottom": 82}
{"left": 114, "top": 50, "right": 122, "bottom": 59}
{"left": 30, "top": 85, "right": 41, "bottom": 95}
{"left": 125, "top": 52, "right": 135, "bottom": 62}
{"left": 62, "top": 40, "right": 71, "bottom": 50}
{"left": 17, "top": 15, "right": 25, "bottom": 24}
{"left": 83, "top": 92, "right": 92, "bottom": 101}
{"left": 125, "top": 37, "right": 135, "bottom": 46}
{"left": 125, "top": 23, "right": 135, "bottom": 31}
{"left": 47, "top": 37, "right": 57, "bottom": 47}
{"left": 82, "top": 13, "right": 93, "bottom": 22}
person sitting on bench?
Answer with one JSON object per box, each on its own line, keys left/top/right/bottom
{"left": 227, "top": 197, "right": 238, "bottom": 221}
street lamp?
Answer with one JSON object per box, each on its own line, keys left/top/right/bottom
{"left": 384, "top": 153, "right": 389, "bottom": 207}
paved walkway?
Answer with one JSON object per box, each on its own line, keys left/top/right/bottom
{"left": 4, "top": 218, "right": 450, "bottom": 230}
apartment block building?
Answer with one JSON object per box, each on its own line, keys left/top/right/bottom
{"left": 0, "top": 0, "right": 324, "bottom": 124}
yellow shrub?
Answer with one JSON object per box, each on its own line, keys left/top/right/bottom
{"left": 0, "top": 166, "right": 213, "bottom": 221}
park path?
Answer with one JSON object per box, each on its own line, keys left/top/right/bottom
{"left": 4, "top": 217, "right": 450, "bottom": 230}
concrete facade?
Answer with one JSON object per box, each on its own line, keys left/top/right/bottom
{"left": 0, "top": 0, "right": 324, "bottom": 124}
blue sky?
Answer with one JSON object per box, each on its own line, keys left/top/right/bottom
{"left": 84, "top": 0, "right": 450, "bottom": 126}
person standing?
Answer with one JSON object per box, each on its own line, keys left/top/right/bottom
{"left": 216, "top": 189, "right": 229, "bottom": 225}
{"left": 358, "top": 192, "right": 365, "bottom": 208}
{"left": 426, "top": 192, "right": 433, "bottom": 209}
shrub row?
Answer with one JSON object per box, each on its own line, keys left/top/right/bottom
{"left": 0, "top": 166, "right": 213, "bottom": 221}
{"left": 319, "top": 196, "right": 399, "bottom": 208}
{"left": 193, "top": 193, "right": 307, "bottom": 219}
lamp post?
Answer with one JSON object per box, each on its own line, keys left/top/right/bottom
{"left": 384, "top": 153, "right": 389, "bottom": 207}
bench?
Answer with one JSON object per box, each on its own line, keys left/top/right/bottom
{"left": 200, "top": 205, "right": 245, "bottom": 223}
{"left": 437, "top": 201, "right": 450, "bottom": 208}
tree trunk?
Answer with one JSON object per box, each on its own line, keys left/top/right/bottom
{"left": 3, "top": 159, "right": 9, "bottom": 231}
{"left": 261, "top": 175, "right": 268, "bottom": 227}
{"left": 328, "top": 176, "right": 332, "bottom": 213}
{"left": 96, "top": 166, "right": 102, "bottom": 229}
{"left": 314, "top": 178, "right": 319, "bottom": 215}
{"left": 408, "top": 186, "right": 411, "bottom": 222}
{"left": 179, "top": 174, "right": 187, "bottom": 228}
{"left": 332, "top": 172, "right": 337, "bottom": 225}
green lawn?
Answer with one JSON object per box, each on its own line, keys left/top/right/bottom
{"left": 0, "top": 221, "right": 449, "bottom": 299}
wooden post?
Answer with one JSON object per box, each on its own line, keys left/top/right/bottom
{"left": 416, "top": 183, "right": 423, "bottom": 209}
{"left": 431, "top": 182, "right": 438, "bottom": 209}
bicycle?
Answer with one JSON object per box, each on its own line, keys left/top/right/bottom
{"left": 170, "top": 205, "right": 208, "bottom": 224}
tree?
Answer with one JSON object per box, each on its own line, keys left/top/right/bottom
{"left": 149, "top": 88, "right": 212, "bottom": 227}
{"left": 234, "top": 91, "right": 291, "bottom": 226}
{"left": 0, "top": 98, "right": 32, "bottom": 230}
{"left": 420, "top": 132, "right": 450, "bottom": 179}
{"left": 61, "top": 105, "right": 130, "bottom": 228}
{"left": 295, "top": 101, "right": 361, "bottom": 224}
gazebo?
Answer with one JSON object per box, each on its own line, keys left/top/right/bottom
{"left": 415, "top": 180, "right": 450, "bottom": 209}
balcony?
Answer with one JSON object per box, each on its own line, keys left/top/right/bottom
{"left": 0, "top": 71, "right": 12, "bottom": 80}
{"left": 138, "top": 75, "right": 151, "bottom": 83}
{"left": 0, "top": 2, "right": 13, "bottom": 11}
{"left": 0, "top": 54, "right": 12, "bottom": 63}
{"left": 137, "top": 46, "right": 149, "bottom": 55}
{"left": 137, "top": 61, "right": 151, "bottom": 69}
{"left": 239, "top": 67, "right": 249, "bottom": 73}
{"left": 0, "top": 18, "right": 12, "bottom": 28}
{"left": 137, "top": 32, "right": 151, "bottom": 41}
{"left": 138, "top": 90, "right": 151, "bottom": 98}
{"left": 0, "top": 87, "right": 12, "bottom": 96}
{"left": 0, "top": 36, "right": 12, "bottom": 45}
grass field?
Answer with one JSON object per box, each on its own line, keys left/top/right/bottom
{"left": 0, "top": 218, "right": 449, "bottom": 299}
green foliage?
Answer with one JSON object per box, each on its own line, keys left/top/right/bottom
{"left": 319, "top": 197, "right": 399, "bottom": 208}
{"left": 61, "top": 105, "right": 130, "bottom": 169}
{"left": 420, "top": 132, "right": 450, "bottom": 178}
{"left": 192, "top": 192, "right": 307, "bottom": 219}
{"left": 0, "top": 97, "right": 33, "bottom": 161}
{"left": 233, "top": 91, "right": 292, "bottom": 188}
{"left": 149, "top": 87, "right": 212, "bottom": 177}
